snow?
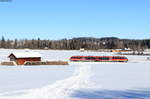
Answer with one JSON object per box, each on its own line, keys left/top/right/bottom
{"left": 0, "top": 49, "right": 150, "bottom": 99}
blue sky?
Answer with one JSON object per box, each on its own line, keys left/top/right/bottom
{"left": 0, "top": 0, "right": 150, "bottom": 39}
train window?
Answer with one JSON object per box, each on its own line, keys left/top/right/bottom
{"left": 98, "top": 57, "right": 109, "bottom": 60}
{"left": 85, "top": 57, "right": 96, "bottom": 60}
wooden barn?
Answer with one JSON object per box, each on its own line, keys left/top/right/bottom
{"left": 8, "top": 52, "right": 42, "bottom": 65}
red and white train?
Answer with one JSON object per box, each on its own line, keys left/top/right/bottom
{"left": 70, "top": 56, "right": 128, "bottom": 62}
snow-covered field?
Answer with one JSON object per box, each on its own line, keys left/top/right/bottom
{"left": 0, "top": 49, "right": 150, "bottom": 99}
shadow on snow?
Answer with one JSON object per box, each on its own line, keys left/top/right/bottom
{"left": 71, "top": 89, "right": 150, "bottom": 99}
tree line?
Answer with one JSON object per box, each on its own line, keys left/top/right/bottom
{"left": 0, "top": 36, "right": 150, "bottom": 51}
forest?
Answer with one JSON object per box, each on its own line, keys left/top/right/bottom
{"left": 0, "top": 36, "right": 150, "bottom": 51}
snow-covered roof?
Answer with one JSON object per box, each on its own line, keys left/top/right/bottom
{"left": 9, "top": 52, "right": 42, "bottom": 58}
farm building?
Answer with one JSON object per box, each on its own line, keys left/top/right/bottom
{"left": 8, "top": 52, "right": 42, "bottom": 65}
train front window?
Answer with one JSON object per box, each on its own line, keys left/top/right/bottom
{"left": 112, "top": 57, "right": 120, "bottom": 59}
{"left": 112, "top": 57, "right": 126, "bottom": 59}
{"left": 72, "top": 57, "right": 82, "bottom": 59}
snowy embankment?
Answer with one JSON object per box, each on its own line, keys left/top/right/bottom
{"left": 0, "top": 49, "right": 150, "bottom": 99}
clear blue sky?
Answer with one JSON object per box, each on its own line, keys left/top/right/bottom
{"left": 0, "top": 0, "right": 150, "bottom": 39}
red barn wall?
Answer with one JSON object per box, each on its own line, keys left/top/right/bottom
{"left": 16, "top": 58, "right": 41, "bottom": 65}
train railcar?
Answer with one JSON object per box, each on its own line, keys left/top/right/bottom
{"left": 70, "top": 56, "right": 128, "bottom": 62}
